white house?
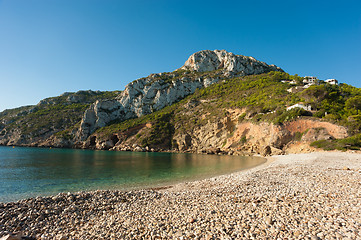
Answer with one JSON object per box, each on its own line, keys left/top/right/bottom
{"left": 325, "top": 79, "right": 338, "bottom": 85}
{"left": 286, "top": 103, "right": 312, "bottom": 111}
{"left": 303, "top": 76, "right": 318, "bottom": 84}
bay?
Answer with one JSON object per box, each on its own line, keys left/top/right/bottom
{"left": 0, "top": 146, "right": 265, "bottom": 202}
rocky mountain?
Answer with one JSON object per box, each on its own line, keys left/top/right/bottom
{"left": 75, "top": 50, "right": 282, "bottom": 141}
{"left": 1, "top": 50, "right": 360, "bottom": 155}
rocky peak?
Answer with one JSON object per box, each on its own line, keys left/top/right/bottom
{"left": 179, "top": 50, "right": 283, "bottom": 75}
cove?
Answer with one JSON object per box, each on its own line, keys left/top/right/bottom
{"left": 0, "top": 146, "right": 265, "bottom": 202}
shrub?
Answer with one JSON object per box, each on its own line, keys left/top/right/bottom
{"left": 311, "top": 134, "right": 361, "bottom": 151}
{"left": 240, "top": 136, "right": 247, "bottom": 144}
{"left": 273, "top": 108, "right": 312, "bottom": 125}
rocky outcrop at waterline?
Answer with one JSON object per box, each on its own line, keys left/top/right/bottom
{"left": 88, "top": 115, "right": 349, "bottom": 156}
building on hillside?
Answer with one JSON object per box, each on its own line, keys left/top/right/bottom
{"left": 303, "top": 76, "right": 318, "bottom": 84}
{"left": 286, "top": 103, "right": 312, "bottom": 111}
{"left": 325, "top": 79, "right": 338, "bottom": 85}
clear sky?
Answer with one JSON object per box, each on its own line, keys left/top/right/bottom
{"left": 0, "top": 0, "right": 360, "bottom": 112}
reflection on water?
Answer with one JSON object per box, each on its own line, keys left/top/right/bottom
{"left": 0, "top": 146, "right": 265, "bottom": 202}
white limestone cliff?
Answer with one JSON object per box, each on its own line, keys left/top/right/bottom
{"left": 180, "top": 50, "right": 282, "bottom": 74}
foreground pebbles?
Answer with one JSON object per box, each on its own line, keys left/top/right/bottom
{"left": 1, "top": 152, "right": 360, "bottom": 239}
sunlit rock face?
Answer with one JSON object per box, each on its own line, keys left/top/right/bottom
{"left": 180, "top": 50, "right": 283, "bottom": 75}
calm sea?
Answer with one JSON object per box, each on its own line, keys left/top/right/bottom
{"left": 0, "top": 146, "right": 265, "bottom": 202}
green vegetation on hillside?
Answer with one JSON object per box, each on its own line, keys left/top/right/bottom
{"left": 311, "top": 134, "right": 361, "bottom": 151}
{"left": 140, "top": 112, "right": 174, "bottom": 148}
{"left": 192, "top": 71, "right": 294, "bottom": 110}
{"left": 11, "top": 103, "right": 89, "bottom": 136}
{"left": 300, "top": 84, "right": 361, "bottom": 134}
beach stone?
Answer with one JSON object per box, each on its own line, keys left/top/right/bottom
{"left": 264, "top": 216, "right": 273, "bottom": 225}
{"left": 56, "top": 235, "right": 67, "bottom": 240}
{"left": 293, "top": 230, "right": 301, "bottom": 237}
{"left": 0, "top": 234, "right": 21, "bottom": 240}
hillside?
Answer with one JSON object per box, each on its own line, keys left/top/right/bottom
{"left": 0, "top": 90, "right": 119, "bottom": 147}
{"left": 84, "top": 72, "right": 361, "bottom": 155}
{"left": 1, "top": 50, "right": 360, "bottom": 154}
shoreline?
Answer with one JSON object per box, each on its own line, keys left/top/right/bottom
{"left": 0, "top": 148, "right": 266, "bottom": 203}
{"left": 1, "top": 152, "right": 360, "bottom": 239}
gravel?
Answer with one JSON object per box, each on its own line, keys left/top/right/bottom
{"left": 1, "top": 152, "right": 360, "bottom": 239}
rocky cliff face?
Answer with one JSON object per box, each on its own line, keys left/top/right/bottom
{"left": 170, "top": 108, "right": 349, "bottom": 155}
{"left": 180, "top": 50, "right": 282, "bottom": 75}
{"left": 76, "top": 50, "right": 283, "bottom": 141}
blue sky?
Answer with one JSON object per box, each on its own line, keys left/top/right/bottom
{"left": 0, "top": 0, "right": 360, "bottom": 112}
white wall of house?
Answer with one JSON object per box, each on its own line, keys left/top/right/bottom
{"left": 286, "top": 103, "right": 312, "bottom": 111}
{"left": 325, "top": 79, "right": 338, "bottom": 85}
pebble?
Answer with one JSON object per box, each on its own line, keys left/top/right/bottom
{"left": 264, "top": 216, "right": 273, "bottom": 225}
{"left": 0, "top": 152, "right": 360, "bottom": 239}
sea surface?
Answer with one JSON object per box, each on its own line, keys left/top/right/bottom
{"left": 0, "top": 146, "right": 265, "bottom": 202}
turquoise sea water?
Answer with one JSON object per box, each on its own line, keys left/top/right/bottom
{"left": 0, "top": 146, "right": 265, "bottom": 202}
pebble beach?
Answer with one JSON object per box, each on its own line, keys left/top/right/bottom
{"left": 1, "top": 152, "right": 360, "bottom": 239}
